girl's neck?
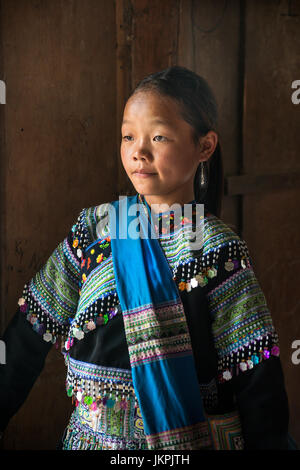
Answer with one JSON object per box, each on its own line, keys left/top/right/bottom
{"left": 139, "top": 193, "right": 196, "bottom": 214}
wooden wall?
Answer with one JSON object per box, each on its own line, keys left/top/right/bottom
{"left": 0, "top": 0, "right": 118, "bottom": 450}
{"left": 0, "top": 0, "right": 299, "bottom": 449}
{"left": 242, "top": 0, "right": 300, "bottom": 443}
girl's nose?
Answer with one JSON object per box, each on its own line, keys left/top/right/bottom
{"left": 133, "top": 153, "right": 146, "bottom": 160}
{"left": 133, "top": 147, "right": 152, "bottom": 161}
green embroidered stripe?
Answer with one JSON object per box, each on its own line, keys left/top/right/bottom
{"left": 77, "top": 255, "right": 116, "bottom": 314}
{"left": 202, "top": 214, "right": 240, "bottom": 250}
{"left": 159, "top": 230, "right": 197, "bottom": 270}
{"left": 124, "top": 302, "right": 188, "bottom": 344}
{"left": 208, "top": 267, "right": 275, "bottom": 356}
{"left": 30, "top": 237, "right": 80, "bottom": 323}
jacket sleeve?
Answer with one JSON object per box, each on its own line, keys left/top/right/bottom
{"left": 0, "top": 208, "right": 87, "bottom": 432}
{"left": 0, "top": 308, "right": 52, "bottom": 432}
{"left": 206, "top": 236, "right": 289, "bottom": 449}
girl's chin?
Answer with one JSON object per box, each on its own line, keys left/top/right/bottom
{"left": 131, "top": 180, "right": 160, "bottom": 191}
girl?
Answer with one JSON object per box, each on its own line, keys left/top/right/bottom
{"left": 0, "top": 66, "right": 290, "bottom": 450}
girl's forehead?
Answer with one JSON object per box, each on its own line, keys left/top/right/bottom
{"left": 122, "top": 91, "right": 183, "bottom": 123}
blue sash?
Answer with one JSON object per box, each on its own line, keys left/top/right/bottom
{"left": 109, "top": 194, "right": 210, "bottom": 449}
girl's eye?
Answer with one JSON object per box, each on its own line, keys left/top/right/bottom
{"left": 122, "top": 135, "right": 167, "bottom": 142}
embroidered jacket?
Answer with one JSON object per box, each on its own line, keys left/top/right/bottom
{"left": 0, "top": 200, "right": 289, "bottom": 449}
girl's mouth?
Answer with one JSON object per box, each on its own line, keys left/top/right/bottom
{"left": 133, "top": 172, "right": 157, "bottom": 178}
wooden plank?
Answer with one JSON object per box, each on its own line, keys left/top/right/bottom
{"left": 1, "top": 0, "right": 116, "bottom": 450}
{"left": 187, "top": 0, "right": 243, "bottom": 231}
{"left": 226, "top": 171, "right": 300, "bottom": 195}
{"left": 131, "top": 0, "right": 179, "bottom": 86}
{"left": 243, "top": 0, "right": 300, "bottom": 444}
{"left": 0, "top": 0, "right": 6, "bottom": 337}
{"left": 116, "top": 0, "right": 134, "bottom": 197}
{"left": 177, "top": 0, "right": 194, "bottom": 70}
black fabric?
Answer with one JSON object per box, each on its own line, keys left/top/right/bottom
{"left": 234, "top": 356, "right": 290, "bottom": 449}
{"left": 70, "top": 313, "right": 131, "bottom": 369}
{"left": 180, "top": 288, "right": 218, "bottom": 383}
{"left": 0, "top": 309, "right": 52, "bottom": 432}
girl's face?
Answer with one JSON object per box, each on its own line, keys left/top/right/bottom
{"left": 120, "top": 91, "right": 216, "bottom": 209}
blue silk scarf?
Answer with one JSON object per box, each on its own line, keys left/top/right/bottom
{"left": 109, "top": 194, "right": 210, "bottom": 450}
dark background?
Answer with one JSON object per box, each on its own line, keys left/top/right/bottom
{"left": 0, "top": 0, "right": 299, "bottom": 449}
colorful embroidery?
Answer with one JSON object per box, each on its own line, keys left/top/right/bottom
{"left": 62, "top": 404, "right": 147, "bottom": 450}
{"left": 207, "top": 411, "right": 244, "bottom": 450}
{"left": 16, "top": 198, "right": 282, "bottom": 450}
{"left": 18, "top": 202, "right": 281, "bottom": 373}
{"left": 62, "top": 358, "right": 147, "bottom": 450}
{"left": 65, "top": 358, "right": 138, "bottom": 410}
{"left": 146, "top": 421, "right": 211, "bottom": 450}
{"left": 123, "top": 299, "right": 192, "bottom": 367}
{"left": 64, "top": 294, "right": 120, "bottom": 348}
{"left": 17, "top": 209, "right": 90, "bottom": 344}
{"left": 207, "top": 264, "right": 279, "bottom": 382}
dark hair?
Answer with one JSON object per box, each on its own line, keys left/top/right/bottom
{"left": 129, "top": 65, "right": 224, "bottom": 217}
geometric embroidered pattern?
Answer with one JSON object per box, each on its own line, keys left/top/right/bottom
{"left": 207, "top": 266, "right": 279, "bottom": 381}
{"left": 208, "top": 266, "right": 275, "bottom": 355}
{"left": 122, "top": 298, "right": 192, "bottom": 367}
{"left": 146, "top": 421, "right": 212, "bottom": 450}
{"left": 207, "top": 411, "right": 244, "bottom": 450}
{"left": 62, "top": 402, "right": 147, "bottom": 450}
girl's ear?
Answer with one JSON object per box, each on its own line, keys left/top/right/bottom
{"left": 197, "top": 131, "right": 218, "bottom": 162}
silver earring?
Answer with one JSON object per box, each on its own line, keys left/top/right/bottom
{"left": 200, "top": 161, "right": 209, "bottom": 189}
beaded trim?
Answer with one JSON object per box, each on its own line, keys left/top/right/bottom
{"left": 64, "top": 356, "right": 139, "bottom": 411}
{"left": 170, "top": 239, "right": 251, "bottom": 291}
{"left": 217, "top": 332, "right": 280, "bottom": 383}
{"left": 18, "top": 286, "right": 69, "bottom": 345}
{"left": 64, "top": 295, "right": 121, "bottom": 349}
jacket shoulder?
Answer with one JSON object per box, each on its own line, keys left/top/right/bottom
{"left": 80, "top": 201, "right": 114, "bottom": 242}
{"left": 202, "top": 212, "right": 242, "bottom": 255}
